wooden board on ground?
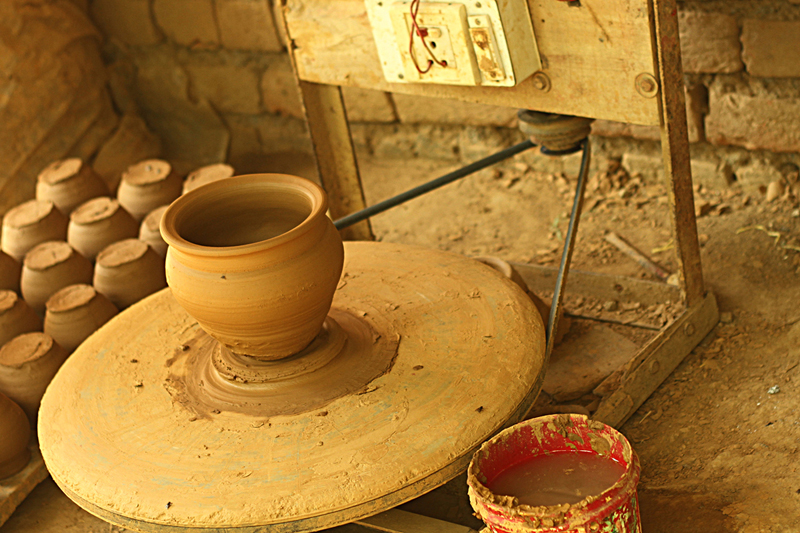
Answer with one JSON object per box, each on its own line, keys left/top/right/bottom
{"left": 0, "top": 445, "right": 49, "bottom": 527}
{"left": 282, "top": 0, "right": 660, "bottom": 125}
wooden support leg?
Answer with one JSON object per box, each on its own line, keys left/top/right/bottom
{"left": 593, "top": 291, "right": 719, "bottom": 427}
{"left": 275, "top": 0, "right": 373, "bottom": 241}
{"left": 296, "top": 82, "right": 374, "bottom": 241}
{"left": 650, "top": 0, "right": 704, "bottom": 307}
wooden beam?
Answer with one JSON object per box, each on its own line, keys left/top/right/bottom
{"left": 593, "top": 291, "right": 718, "bottom": 427}
{"left": 649, "top": 0, "right": 705, "bottom": 306}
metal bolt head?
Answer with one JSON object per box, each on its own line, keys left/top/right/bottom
{"left": 531, "top": 71, "right": 551, "bottom": 92}
{"left": 635, "top": 73, "right": 658, "bottom": 98}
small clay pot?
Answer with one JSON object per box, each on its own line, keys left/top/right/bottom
{"left": 117, "top": 160, "right": 182, "bottom": 221}
{"left": 0, "top": 392, "right": 30, "bottom": 479}
{"left": 93, "top": 238, "right": 166, "bottom": 309}
{"left": 0, "top": 251, "right": 22, "bottom": 293}
{"left": 1, "top": 199, "right": 68, "bottom": 262}
{"left": 182, "top": 163, "right": 235, "bottom": 195}
{"left": 0, "top": 332, "right": 69, "bottom": 424}
{"left": 160, "top": 174, "right": 344, "bottom": 360}
{"left": 20, "top": 241, "right": 94, "bottom": 315}
{"left": 44, "top": 284, "right": 118, "bottom": 352}
{"left": 138, "top": 205, "right": 169, "bottom": 258}
{"left": 35, "top": 158, "right": 109, "bottom": 215}
{"left": 68, "top": 197, "right": 139, "bottom": 261}
{"left": 0, "top": 290, "right": 43, "bottom": 348}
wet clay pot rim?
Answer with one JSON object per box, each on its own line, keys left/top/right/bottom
{"left": 160, "top": 174, "right": 328, "bottom": 257}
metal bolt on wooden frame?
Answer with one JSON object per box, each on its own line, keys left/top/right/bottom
{"left": 277, "top": 0, "right": 718, "bottom": 529}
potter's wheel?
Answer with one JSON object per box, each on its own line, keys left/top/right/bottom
{"left": 39, "top": 241, "right": 546, "bottom": 533}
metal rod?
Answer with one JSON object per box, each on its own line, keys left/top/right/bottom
{"left": 333, "top": 139, "right": 536, "bottom": 230}
{"left": 546, "top": 138, "right": 591, "bottom": 358}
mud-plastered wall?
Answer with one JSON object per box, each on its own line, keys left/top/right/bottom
{"left": 86, "top": 0, "right": 800, "bottom": 194}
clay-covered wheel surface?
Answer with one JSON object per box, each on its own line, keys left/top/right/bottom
{"left": 39, "top": 242, "right": 546, "bottom": 533}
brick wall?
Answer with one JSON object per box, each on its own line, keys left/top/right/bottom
{"left": 87, "top": 0, "right": 800, "bottom": 191}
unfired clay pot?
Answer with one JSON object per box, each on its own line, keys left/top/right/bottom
{"left": 0, "top": 392, "right": 30, "bottom": 479}
{"left": 0, "top": 251, "right": 22, "bottom": 293}
{"left": 93, "top": 238, "right": 166, "bottom": 309}
{"left": 1, "top": 199, "right": 68, "bottom": 262}
{"left": 138, "top": 205, "right": 169, "bottom": 258}
{"left": 35, "top": 158, "right": 109, "bottom": 215}
{"left": 0, "top": 290, "right": 43, "bottom": 348}
{"left": 160, "top": 174, "right": 344, "bottom": 360}
{"left": 182, "top": 163, "right": 235, "bottom": 195}
{"left": 0, "top": 332, "right": 69, "bottom": 424}
{"left": 68, "top": 197, "right": 139, "bottom": 261}
{"left": 117, "top": 160, "right": 182, "bottom": 221}
{"left": 44, "top": 284, "right": 118, "bottom": 352}
{"left": 20, "top": 241, "right": 94, "bottom": 315}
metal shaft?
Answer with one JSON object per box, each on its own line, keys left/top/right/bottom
{"left": 333, "top": 139, "right": 536, "bottom": 230}
{"left": 546, "top": 138, "right": 591, "bottom": 358}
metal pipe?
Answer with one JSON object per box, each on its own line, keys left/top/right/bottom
{"left": 546, "top": 138, "right": 591, "bottom": 358}
{"left": 333, "top": 139, "right": 536, "bottom": 230}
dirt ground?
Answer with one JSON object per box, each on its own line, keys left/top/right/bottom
{"left": 3, "top": 145, "right": 800, "bottom": 532}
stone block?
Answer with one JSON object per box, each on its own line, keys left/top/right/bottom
{"left": 93, "top": 114, "right": 163, "bottom": 191}
{"left": 185, "top": 62, "right": 262, "bottom": 114}
{"left": 261, "top": 55, "right": 304, "bottom": 118}
{"left": 216, "top": 0, "right": 282, "bottom": 52}
{"left": 341, "top": 87, "right": 396, "bottom": 123}
{"left": 678, "top": 11, "right": 742, "bottom": 74}
{"left": 153, "top": 0, "right": 219, "bottom": 47}
{"left": 592, "top": 83, "right": 707, "bottom": 143}
{"left": 272, "top": 0, "right": 289, "bottom": 48}
{"left": 392, "top": 93, "right": 517, "bottom": 127}
{"left": 91, "top": 0, "right": 161, "bottom": 45}
{"left": 706, "top": 81, "right": 800, "bottom": 153}
{"left": 622, "top": 152, "right": 734, "bottom": 190}
{"left": 735, "top": 159, "right": 784, "bottom": 196}
{"left": 741, "top": 20, "right": 800, "bottom": 77}
{"left": 458, "top": 127, "right": 515, "bottom": 162}
{"left": 133, "top": 47, "right": 229, "bottom": 173}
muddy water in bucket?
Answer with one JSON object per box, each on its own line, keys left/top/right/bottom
{"left": 468, "top": 414, "right": 641, "bottom": 533}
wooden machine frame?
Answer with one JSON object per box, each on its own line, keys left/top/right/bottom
{"left": 277, "top": 0, "right": 719, "bottom": 430}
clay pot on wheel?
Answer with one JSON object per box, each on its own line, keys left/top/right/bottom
{"left": 35, "top": 158, "right": 109, "bottom": 215}
{"left": 117, "top": 160, "right": 182, "bottom": 221}
{"left": 68, "top": 197, "right": 139, "bottom": 261}
{"left": 0, "top": 392, "right": 30, "bottom": 479}
{"left": 20, "top": 241, "right": 94, "bottom": 315}
{"left": 0, "top": 332, "right": 69, "bottom": 424}
{"left": 44, "top": 284, "right": 118, "bottom": 352}
{"left": 0, "top": 291, "right": 43, "bottom": 348}
{"left": 160, "top": 174, "right": 344, "bottom": 360}
{"left": 0, "top": 251, "right": 22, "bottom": 293}
{"left": 93, "top": 239, "right": 166, "bottom": 309}
{"left": 1, "top": 200, "right": 68, "bottom": 262}
{"left": 182, "top": 163, "right": 235, "bottom": 195}
{"left": 138, "top": 205, "right": 169, "bottom": 258}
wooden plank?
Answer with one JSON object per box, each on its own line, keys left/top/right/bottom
{"left": 0, "top": 445, "right": 49, "bottom": 527}
{"left": 284, "top": 0, "right": 661, "bottom": 126}
{"left": 592, "top": 291, "right": 718, "bottom": 427}
{"left": 649, "top": 0, "right": 705, "bottom": 306}
{"left": 353, "top": 510, "right": 478, "bottom": 533}
{"left": 295, "top": 81, "right": 374, "bottom": 241}
{"left": 510, "top": 262, "right": 681, "bottom": 307}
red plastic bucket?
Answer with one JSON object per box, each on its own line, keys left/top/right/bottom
{"left": 467, "top": 414, "right": 641, "bottom": 533}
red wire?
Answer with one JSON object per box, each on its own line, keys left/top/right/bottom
{"left": 408, "top": 0, "right": 447, "bottom": 74}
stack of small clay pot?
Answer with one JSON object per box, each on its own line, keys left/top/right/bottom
{"left": 0, "top": 157, "right": 235, "bottom": 480}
